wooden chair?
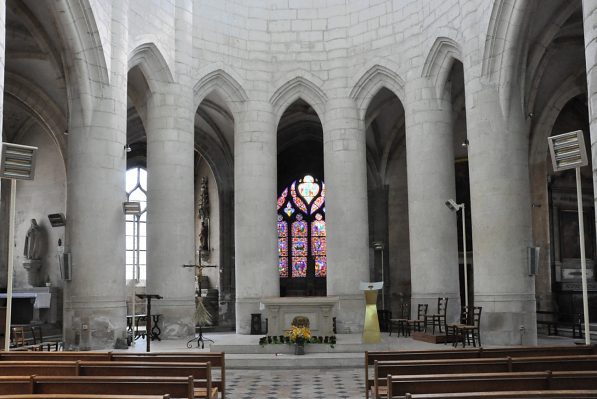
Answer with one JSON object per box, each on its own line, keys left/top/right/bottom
{"left": 389, "top": 302, "right": 410, "bottom": 336}
{"left": 455, "top": 306, "right": 482, "bottom": 347}
{"left": 11, "top": 327, "right": 27, "bottom": 348}
{"left": 445, "top": 306, "right": 469, "bottom": 346}
{"left": 405, "top": 304, "right": 428, "bottom": 334}
{"left": 425, "top": 297, "right": 448, "bottom": 334}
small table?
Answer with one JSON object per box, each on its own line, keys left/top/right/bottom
{"left": 135, "top": 294, "right": 163, "bottom": 352}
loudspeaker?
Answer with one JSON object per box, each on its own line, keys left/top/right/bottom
{"left": 528, "top": 247, "right": 540, "bottom": 276}
{"left": 61, "top": 252, "right": 72, "bottom": 281}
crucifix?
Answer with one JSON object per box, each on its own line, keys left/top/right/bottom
{"left": 182, "top": 259, "right": 217, "bottom": 348}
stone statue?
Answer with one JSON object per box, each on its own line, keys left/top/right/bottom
{"left": 200, "top": 220, "right": 209, "bottom": 251}
{"left": 23, "top": 218, "right": 43, "bottom": 286}
{"left": 198, "top": 176, "right": 210, "bottom": 259}
{"left": 198, "top": 177, "right": 209, "bottom": 221}
{"left": 24, "top": 219, "right": 42, "bottom": 260}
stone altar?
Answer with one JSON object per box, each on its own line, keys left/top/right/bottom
{"left": 260, "top": 296, "right": 338, "bottom": 336}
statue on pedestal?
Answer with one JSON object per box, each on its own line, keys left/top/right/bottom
{"left": 23, "top": 219, "right": 43, "bottom": 286}
{"left": 198, "top": 176, "right": 210, "bottom": 261}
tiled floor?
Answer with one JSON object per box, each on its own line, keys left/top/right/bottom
{"left": 226, "top": 368, "right": 364, "bottom": 399}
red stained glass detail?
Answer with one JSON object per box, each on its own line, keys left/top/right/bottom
{"left": 312, "top": 236, "right": 326, "bottom": 256}
{"left": 311, "top": 220, "right": 326, "bottom": 236}
{"left": 291, "top": 182, "right": 308, "bottom": 214}
{"left": 277, "top": 221, "right": 288, "bottom": 237}
{"left": 279, "top": 257, "right": 288, "bottom": 278}
{"left": 278, "top": 237, "right": 288, "bottom": 256}
{"left": 315, "top": 257, "right": 327, "bottom": 277}
{"left": 292, "top": 220, "right": 307, "bottom": 236}
{"left": 277, "top": 188, "right": 288, "bottom": 210}
{"left": 310, "top": 196, "right": 325, "bottom": 214}
{"left": 292, "top": 237, "right": 307, "bottom": 256}
{"left": 292, "top": 257, "right": 307, "bottom": 277}
{"left": 297, "top": 175, "right": 320, "bottom": 205}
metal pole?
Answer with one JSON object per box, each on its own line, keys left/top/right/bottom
{"left": 576, "top": 167, "right": 591, "bottom": 344}
{"left": 462, "top": 204, "right": 468, "bottom": 308}
{"left": 130, "top": 214, "right": 137, "bottom": 346}
{"left": 4, "top": 179, "right": 16, "bottom": 351}
{"left": 380, "top": 247, "right": 385, "bottom": 310}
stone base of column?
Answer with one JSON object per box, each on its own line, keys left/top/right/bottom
{"left": 64, "top": 297, "right": 127, "bottom": 350}
{"left": 153, "top": 298, "right": 195, "bottom": 339}
{"left": 334, "top": 294, "right": 365, "bottom": 334}
{"left": 475, "top": 293, "right": 537, "bottom": 346}
{"left": 235, "top": 298, "right": 262, "bottom": 334}
{"left": 411, "top": 292, "right": 461, "bottom": 325}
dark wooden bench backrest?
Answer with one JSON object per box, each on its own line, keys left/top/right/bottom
{"left": 404, "top": 390, "right": 597, "bottom": 398}
{"left": 28, "top": 376, "right": 195, "bottom": 398}
{"left": 387, "top": 371, "right": 597, "bottom": 397}
{"left": 0, "top": 361, "right": 78, "bottom": 376}
{"left": 0, "top": 352, "right": 112, "bottom": 362}
{"left": 111, "top": 353, "right": 225, "bottom": 367}
{"left": 79, "top": 361, "right": 211, "bottom": 381}
{"left": 0, "top": 395, "right": 170, "bottom": 399}
{"left": 376, "top": 355, "right": 597, "bottom": 379}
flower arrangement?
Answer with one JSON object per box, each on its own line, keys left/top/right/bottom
{"left": 287, "top": 325, "right": 311, "bottom": 344}
{"left": 258, "top": 333, "right": 337, "bottom": 347}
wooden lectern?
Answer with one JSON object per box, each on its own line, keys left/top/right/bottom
{"left": 360, "top": 282, "right": 383, "bottom": 344}
{"left": 135, "top": 294, "right": 162, "bottom": 352}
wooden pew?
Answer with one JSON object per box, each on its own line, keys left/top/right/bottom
{"left": 403, "top": 391, "right": 597, "bottom": 398}
{"left": 78, "top": 361, "right": 217, "bottom": 399}
{"left": 365, "top": 345, "right": 597, "bottom": 399}
{"left": 0, "top": 376, "right": 202, "bottom": 398}
{"left": 0, "top": 361, "right": 217, "bottom": 399}
{"left": 386, "top": 371, "right": 597, "bottom": 398}
{"left": 0, "top": 351, "right": 226, "bottom": 399}
{"left": 372, "top": 355, "right": 597, "bottom": 398}
{"left": 112, "top": 352, "right": 225, "bottom": 399}
{"left": 0, "top": 396, "right": 170, "bottom": 399}
{"left": 0, "top": 352, "right": 112, "bottom": 361}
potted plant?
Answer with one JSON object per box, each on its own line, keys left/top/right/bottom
{"left": 286, "top": 325, "right": 311, "bottom": 355}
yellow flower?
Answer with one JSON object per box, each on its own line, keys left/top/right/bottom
{"left": 286, "top": 325, "right": 312, "bottom": 343}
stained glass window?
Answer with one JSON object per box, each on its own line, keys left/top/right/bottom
{"left": 276, "top": 175, "right": 326, "bottom": 282}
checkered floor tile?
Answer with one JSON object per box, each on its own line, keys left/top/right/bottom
{"left": 226, "top": 368, "right": 364, "bottom": 399}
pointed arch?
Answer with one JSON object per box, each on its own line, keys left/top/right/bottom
{"left": 128, "top": 40, "right": 174, "bottom": 94}
{"left": 270, "top": 76, "right": 328, "bottom": 124}
{"left": 349, "top": 64, "right": 405, "bottom": 120}
{"left": 482, "top": 0, "right": 533, "bottom": 114}
{"left": 4, "top": 72, "right": 67, "bottom": 165}
{"left": 421, "top": 37, "right": 463, "bottom": 101}
{"left": 52, "top": 0, "right": 109, "bottom": 126}
{"left": 193, "top": 67, "right": 248, "bottom": 116}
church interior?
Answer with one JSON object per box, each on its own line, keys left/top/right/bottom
{"left": 1, "top": 0, "right": 597, "bottom": 397}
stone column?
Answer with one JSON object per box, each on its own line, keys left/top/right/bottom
{"left": 0, "top": 0, "right": 7, "bottom": 287}
{"left": 324, "top": 97, "right": 369, "bottom": 333}
{"left": 404, "top": 78, "right": 460, "bottom": 323}
{"left": 64, "top": 0, "right": 128, "bottom": 349}
{"left": 144, "top": 0, "right": 195, "bottom": 338}
{"left": 464, "top": 79, "right": 536, "bottom": 345}
{"left": 234, "top": 99, "right": 278, "bottom": 334}
{"left": 582, "top": 0, "right": 597, "bottom": 250}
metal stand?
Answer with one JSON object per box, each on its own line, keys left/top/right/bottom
{"left": 135, "top": 294, "right": 162, "bottom": 352}
{"left": 182, "top": 263, "right": 217, "bottom": 349}
{"left": 186, "top": 325, "right": 214, "bottom": 349}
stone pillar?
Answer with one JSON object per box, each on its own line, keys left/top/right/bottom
{"left": 64, "top": 0, "right": 128, "bottom": 349}
{"left": 464, "top": 79, "right": 536, "bottom": 345}
{"left": 404, "top": 78, "right": 460, "bottom": 323}
{"left": 145, "top": 0, "right": 195, "bottom": 338}
{"left": 234, "top": 99, "right": 278, "bottom": 334}
{"left": 324, "top": 98, "right": 369, "bottom": 333}
{"left": 582, "top": 0, "right": 597, "bottom": 251}
{"left": 0, "top": 0, "right": 7, "bottom": 287}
